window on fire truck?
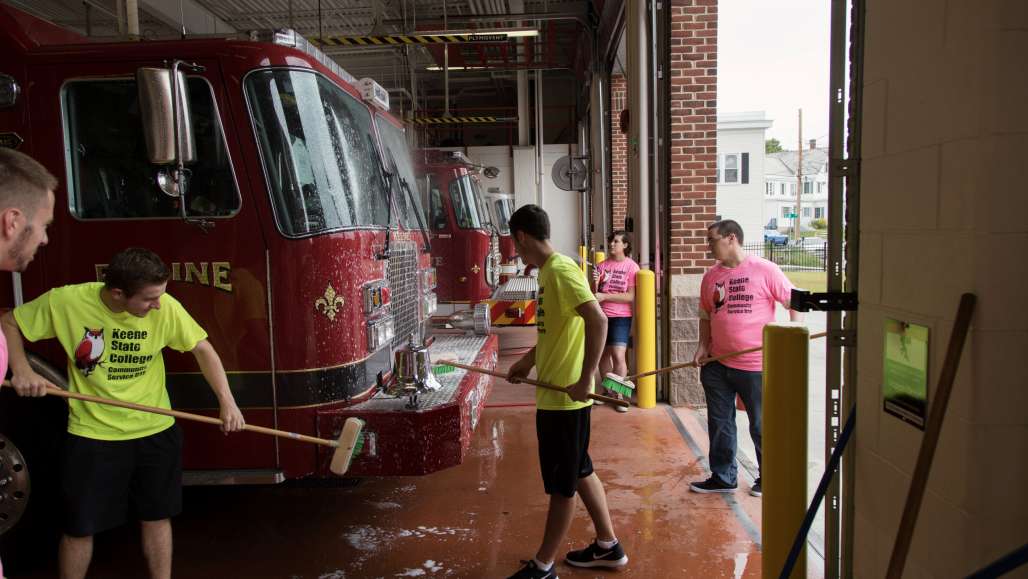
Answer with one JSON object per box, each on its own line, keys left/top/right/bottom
{"left": 493, "top": 199, "right": 511, "bottom": 235}
{"left": 245, "top": 70, "right": 390, "bottom": 237}
{"left": 427, "top": 176, "right": 447, "bottom": 231}
{"left": 470, "top": 177, "right": 493, "bottom": 229}
{"left": 64, "top": 78, "right": 240, "bottom": 220}
{"left": 449, "top": 175, "right": 484, "bottom": 229}
{"left": 376, "top": 117, "right": 426, "bottom": 231}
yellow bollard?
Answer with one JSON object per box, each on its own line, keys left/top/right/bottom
{"left": 635, "top": 269, "right": 656, "bottom": 408}
{"left": 579, "top": 245, "right": 588, "bottom": 275}
{"left": 762, "top": 322, "right": 809, "bottom": 579}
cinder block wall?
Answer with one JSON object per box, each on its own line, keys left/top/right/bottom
{"left": 855, "top": 0, "right": 1028, "bottom": 575}
{"left": 667, "top": 0, "right": 718, "bottom": 406}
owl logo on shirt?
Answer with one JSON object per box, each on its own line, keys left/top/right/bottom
{"left": 74, "top": 327, "right": 105, "bottom": 377}
{"left": 713, "top": 282, "right": 727, "bottom": 313}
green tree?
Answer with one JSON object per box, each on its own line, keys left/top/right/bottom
{"left": 765, "top": 138, "right": 783, "bottom": 153}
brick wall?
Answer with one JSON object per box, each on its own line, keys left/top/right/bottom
{"left": 610, "top": 74, "right": 629, "bottom": 231}
{"left": 668, "top": 0, "right": 718, "bottom": 406}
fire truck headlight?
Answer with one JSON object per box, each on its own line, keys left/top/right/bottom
{"left": 367, "top": 316, "right": 395, "bottom": 351}
{"left": 363, "top": 280, "right": 391, "bottom": 315}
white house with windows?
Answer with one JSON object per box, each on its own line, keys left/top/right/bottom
{"left": 764, "top": 143, "right": 829, "bottom": 233}
{"left": 716, "top": 111, "right": 772, "bottom": 242}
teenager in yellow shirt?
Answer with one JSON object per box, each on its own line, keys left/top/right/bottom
{"left": 505, "top": 205, "right": 628, "bottom": 579}
{"left": 2, "top": 247, "right": 244, "bottom": 579}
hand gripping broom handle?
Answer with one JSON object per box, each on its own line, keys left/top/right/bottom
{"left": 16, "top": 383, "right": 340, "bottom": 449}
{"left": 626, "top": 331, "right": 828, "bottom": 381}
{"left": 436, "top": 359, "right": 630, "bottom": 408}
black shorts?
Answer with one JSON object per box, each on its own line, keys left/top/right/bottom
{"left": 536, "top": 407, "right": 594, "bottom": 498}
{"left": 60, "top": 425, "right": 183, "bottom": 537}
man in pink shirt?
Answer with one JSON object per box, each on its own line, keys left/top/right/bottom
{"left": 690, "top": 219, "right": 800, "bottom": 497}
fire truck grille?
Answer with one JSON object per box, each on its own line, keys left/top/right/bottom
{"left": 387, "top": 241, "right": 421, "bottom": 347}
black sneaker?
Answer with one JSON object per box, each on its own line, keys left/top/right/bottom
{"left": 507, "top": 560, "right": 558, "bottom": 579}
{"left": 689, "top": 477, "right": 738, "bottom": 493}
{"left": 750, "top": 478, "right": 762, "bottom": 497}
{"left": 565, "top": 540, "right": 629, "bottom": 568}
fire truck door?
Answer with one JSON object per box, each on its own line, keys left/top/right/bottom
{"left": 427, "top": 174, "right": 456, "bottom": 301}
{"left": 30, "top": 59, "right": 276, "bottom": 471}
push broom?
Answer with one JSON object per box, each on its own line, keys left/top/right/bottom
{"left": 434, "top": 359, "right": 630, "bottom": 408}
{"left": 3, "top": 383, "right": 366, "bottom": 476}
{"left": 599, "top": 331, "right": 830, "bottom": 397}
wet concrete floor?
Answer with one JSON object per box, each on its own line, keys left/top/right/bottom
{"left": 15, "top": 328, "right": 790, "bottom": 578}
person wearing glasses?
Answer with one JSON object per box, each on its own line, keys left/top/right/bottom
{"left": 690, "top": 219, "right": 801, "bottom": 497}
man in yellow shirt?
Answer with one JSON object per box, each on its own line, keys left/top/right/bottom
{"left": 505, "top": 205, "right": 628, "bottom": 579}
{"left": 1, "top": 247, "right": 244, "bottom": 579}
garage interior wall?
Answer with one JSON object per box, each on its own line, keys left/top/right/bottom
{"left": 853, "top": 0, "right": 1028, "bottom": 576}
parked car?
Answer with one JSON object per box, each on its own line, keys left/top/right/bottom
{"left": 764, "top": 229, "right": 789, "bottom": 245}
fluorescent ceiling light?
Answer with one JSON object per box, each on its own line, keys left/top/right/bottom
{"left": 419, "top": 27, "right": 539, "bottom": 38}
{"left": 425, "top": 65, "right": 489, "bottom": 71}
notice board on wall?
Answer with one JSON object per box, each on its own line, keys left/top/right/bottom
{"left": 882, "top": 318, "right": 930, "bottom": 430}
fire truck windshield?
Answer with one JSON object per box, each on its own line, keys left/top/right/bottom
{"left": 450, "top": 175, "right": 486, "bottom": 230}
{"left": 375, "top": 119, "right": 426, "bottom": 232}
{"left": 245, "top": 69, "right": 391, "bottom": 236}
{"left": 493, "top": 198, "right": 512, "bottom": 235}
{"left": 470, "top": 177, "right": 494, "bottom": 231}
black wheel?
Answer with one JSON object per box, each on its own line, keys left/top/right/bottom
{"left": 0, "top": 354, "right": 69, "bottom": 573}
{"left": 0, "top": 434, "right": 30, "bottom": 534}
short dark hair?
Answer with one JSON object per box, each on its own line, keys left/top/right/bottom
{"left": 104, "top": 248, "right": 170, "bottom": 297}
{"left": 709, "top": 219, "right": 744, "bottom": 244}
{"left": 508, "top": 204, "right": 550, "bottom": 241}
{"left": 0, "top": 149, "right": 57, "bottom": 213}
{"left": 608, "top": 230, "right": 632, "bottom": 257}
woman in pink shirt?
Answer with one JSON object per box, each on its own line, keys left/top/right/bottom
{"left": 592, "top": 231, "right": 640, "bottom": 412}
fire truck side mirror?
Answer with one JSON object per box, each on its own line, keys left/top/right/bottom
{"left": 136, "top": 67, "right": 196, "bottom": 166}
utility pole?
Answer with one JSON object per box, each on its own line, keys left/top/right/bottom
{"left": 795, "top": 108, "right": 803, "bottom": 241}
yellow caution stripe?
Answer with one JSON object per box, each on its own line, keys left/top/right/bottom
{"left": 413, "top": 116, "right": 518, "bottom": 125}
{"left": 311, "top": 33, "right": 507, "bottom": 47}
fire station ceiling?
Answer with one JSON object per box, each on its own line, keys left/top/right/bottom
{"left": 6, "top": 0, "right": 624, "bottom": 126}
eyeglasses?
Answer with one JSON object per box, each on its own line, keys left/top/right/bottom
{"left": 706, "top": 235, "right": 724, "bottom": 245}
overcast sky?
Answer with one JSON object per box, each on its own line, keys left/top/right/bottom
{"left": 718, "top": 0, "right": 831, "bottom": 148}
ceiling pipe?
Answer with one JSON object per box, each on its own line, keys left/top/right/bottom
{"left": 443, "top": 0, "right": 450, "bottom": 116}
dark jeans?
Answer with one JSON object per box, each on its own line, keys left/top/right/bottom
{"left": 700, "top": 361, "right": 762, "bottom": 486}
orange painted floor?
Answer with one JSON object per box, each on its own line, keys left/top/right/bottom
{"left": 14, "top": 328, "right": 805, "bottom": 578}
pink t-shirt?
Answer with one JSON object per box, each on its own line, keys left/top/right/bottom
{"left": 0, "top": 327, "right": 7, "bottom": 387}
{"left": 0, "top": 326, "right": 5, "bottom": 579}
{"left": 595, "top": 257, "right": 640, "bottom": 318}
{"left": 699, "top": 255, "right": 794, "bottom": 371}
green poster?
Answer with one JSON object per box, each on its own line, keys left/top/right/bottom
{"left": 882, "top": 319, "right": 929, "bottom": 429}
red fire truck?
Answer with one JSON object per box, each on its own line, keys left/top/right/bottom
{"left": 0, "top": 3, "right": 498, "bottom": 544}
{"left": 418, "top": 150, "right": 502, "bottom": 305}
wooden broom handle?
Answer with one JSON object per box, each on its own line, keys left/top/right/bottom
{"left": 0, "top": 381, "right": 338, "bottom": 448}
{"left": 626, "top": 331, "right": 829, "bottom": 381}
{"left": 437, "top": 359, "right": 630, "bottom": 408}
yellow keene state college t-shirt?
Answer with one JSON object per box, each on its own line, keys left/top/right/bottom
{"left": 14, "top": 282, "right": 207, "bottom": 441}
{"left": 534, "top": 252, "right": 597, "bottom": 411}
